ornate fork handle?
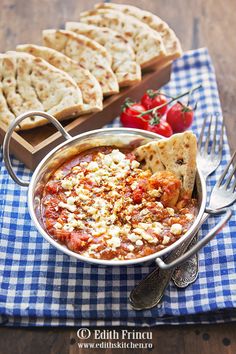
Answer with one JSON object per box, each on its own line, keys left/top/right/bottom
{"left": 129, "top": 209, "right": 231, "bottom": 310}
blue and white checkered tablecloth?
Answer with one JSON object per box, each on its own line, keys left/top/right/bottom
{"left": 0, "top": 48, "right": 236, "bottom": 327}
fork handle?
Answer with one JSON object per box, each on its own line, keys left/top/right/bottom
{"left": 155, "top": 209, "right": 232, "bottom": 270}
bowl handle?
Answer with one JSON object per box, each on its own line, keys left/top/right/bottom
{"left": 3, "top": 111, "right": 72, "bottom": 186}
{"left": 155, "top": 209, "right": 232, "bottom": 270}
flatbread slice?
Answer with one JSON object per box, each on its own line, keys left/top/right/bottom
{"left": 133, "top": 139, "right": 165, "bottom": 173}
{"left": 0, "top": 51, "right": 84, "bottom": 130}
{"left": 65, "top": 22, "right": 141, "bottom": 87}
{"left": 0, "top": 59, "right": 15, "bottom": 127}
{"left": 80, "top": 9, "right": 167, "bottom": 69}
{"left": 42, "top": 29, "right": 119, "bottom": 96}
{"left": 95, "top": 3, "right": 182, "bottom": 62}
{"left": 16, "top": 44, "right": 103, "bottom": 113}
{"left": 134, "top": 131, "right": 197, "bottom": 199}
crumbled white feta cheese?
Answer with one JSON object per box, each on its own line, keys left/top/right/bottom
{"left": 75, "top": 186, "right": 90, "bottom": 197}
{"left": 131, "top": 181, "right": 139, "bottom": 190}
{"left": 152, "top": 222, "right": 164, "bottom": 229}
{"left": 54, "top": 171, "right": 64, "bottom": 180}
{"left": 87, "top": 206, "right": 98, "bottom": 215}
{"left": 92, "top": 227, "right": 106, "bottom": 236}
{"left": 131, "top": 160, "right": 140, "bottom": 169}
{"left": 79, "top": 194, "right": 89, "bottom": 201}
{"left": 152, "top": 227, "right": 162, "bottom": 235}
{"left": 126, "top": 205, "right": 135, "bottom": 213}
{"left": 89, "top": 244, "right": 100, "bottom": 251}
{"left": 103, "top": 154, "right": 113, "bottom": 166}
{"left": 133, "top": 227, "right": 145, "bottom": 235}
{"left": 127, "top": 244, "right": 135, "bottom": 252}
{"left": 114, "top": 199, "right": 123, "bottom": 211}
{"left": 67, "top": 213, "right": 80, "bottom": 228}
{"left": 61, "top": 179, "right": 73, "bottom": 190}
{"left": 128, "top": 233, "right": 140, "bottom": 243}
{"left": 138, "top": 223, "right": 152, "bottom": 230}
{"left": 109, "top": 214, "right": 117, "bottom": 223}
{"left": 107, "top": 237, "right": 121, "bottom": 249}
{"left": 87, "top": 161, "right": 99, "bottom": 171}
{"left": 185, "top": 213, "right": 194, "bottom": 221}
{"left": 155, "top": 202, "right": 164, "bottom": 208}
{"left": 122, "top": 225, "right": 131, "bottom": 234}
{"left": 77, "top": 220, "right": 85, "bottom": 228}
{"left": 54, "top": 222, "right": 62, "bottom": 229}
{"left": 162, "top": 235, "right": 170, "bottom": 245}
{"left": 110, "top": 149, "right": 126, "bottom": 163}
{"left": 72, "top": 166, "right": 81, "bottom": 172}
{"left": 133, "top": 228, "right": 157, "bottom": 243}
{"left": 63, "top": 223, "right": 74, "bottom": 232}
{"left": 166, "top": 207, "right": 175, "bottom": 216}
{"left": 67, "top": 196, "right": 76, "bottom": 205}
{"left": 148, "top": 189, "right": 162, "bottom": 198}
{"left": 140, "top": 208, "right": 150, "bottom": 216}
{"left": 135, "top": 239, "right": 143, "bottom": 246}
{"left": 58, "top": 201, "right": 76, "bottom": 213}
{"left": 170, "top": 223, "right": 183, "bottom": 235}
{"left": 109, "top": 190, "right": 119, "bottom": 198}
{"left": 108, "top": 226, "right": 121, "bottom": 238}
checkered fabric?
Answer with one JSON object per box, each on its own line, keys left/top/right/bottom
{"left": 0, "top": 48, "right": 236, "bottom": 327}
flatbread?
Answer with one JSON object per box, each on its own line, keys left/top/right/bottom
{"left": 0, "top": 59, "right": 15, "bottom": 127}
{"left": 16, "top": 44, "right": 103, "bottom": 113}
{"left": 94, "top": 3, "right": 182, "bottom": 62}
{"left": 0, "top": 51, "right": 84, "bottom": 130}
{"left": 42, "top": 29, "right": 119, "bottom": 96}
{"left": 65, "top": 22, "right": 141, "bottom": 87}
{"left": 80, "top": 9, "right": 167, "bottom": 69}
{"left": 134, "top": 131, "right": 197, "bottom": 199}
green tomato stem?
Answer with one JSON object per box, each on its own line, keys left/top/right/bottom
{"left": 138, "top": 84, "right": 202, "bottom": 117}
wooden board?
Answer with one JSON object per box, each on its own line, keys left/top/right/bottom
{"left": 0, "top": 61, "right": 172, "bottom": 170}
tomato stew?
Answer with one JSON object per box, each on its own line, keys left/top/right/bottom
{"left": 42, "top": 147, "right": 197, "bottom": 260}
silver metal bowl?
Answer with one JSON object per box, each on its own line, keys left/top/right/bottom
{"left": 3, "top": 111, "right": 207, "bottom": 266}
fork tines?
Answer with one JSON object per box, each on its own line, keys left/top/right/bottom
{"left": 198, "top": 113, "right": 224, "bottom": 155}
{"left": 217, "top": 151, "right": 236, "bottom": 191}
{"left": 197, "top": 113, "right": 225, "bottom": 179}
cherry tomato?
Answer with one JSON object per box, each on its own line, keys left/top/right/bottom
{"left": 141, "top": 90, "right": 168, "bottom": 116}
{"left": 147, "top": 120, "right": 173, "bottom": 137}
{"left": 120, "top": 100, "right": 150, "bottom": 130}
{"left": 166, "top": 102, "right": 194, "bottom": 133}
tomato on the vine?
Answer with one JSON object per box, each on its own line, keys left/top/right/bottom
{"left": 147, "top": 120, "right": 173, "bottom": 137}
{"left": 141, "top": 90, "right": 168, "bottom": 117}
{"left": 120, "top": 99, "right": 150, "bottom": 130}
{"left": 166, "top": 102, "right": 194, "bottom": 133}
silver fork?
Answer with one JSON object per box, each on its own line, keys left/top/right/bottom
{"left": 172, "top": 114, "right": 224, "bottom": 287}
{"left": 197, "top": 113, "right": 224, "bottom": 179}
{"left": 129, "top": 152, "right": 235, "bottom": 310}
